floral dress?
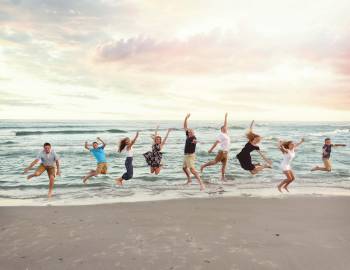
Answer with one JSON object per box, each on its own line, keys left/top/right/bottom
{"left": 143, "top": 143, "right": 162, "bottom": 168}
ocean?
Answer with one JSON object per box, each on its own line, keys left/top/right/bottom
{"left": 0, "top": 120, "right": 349, "bottom": 205}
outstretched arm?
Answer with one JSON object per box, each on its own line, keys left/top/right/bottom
{"left": 223, "top": 113, "right": 228, "bottom": 129}
{"left": 333, "top": 143, "right": 346, "bottom": 147}
{"left": 84, "top": 141, "right": 90, "bottom": 150}
{"left": 161, "top": 129, "right": 172, "bottom": 149}
{"left": 97, "top": 137, "right": 106, "bottom": 148}
{"left": 208, "top": 141, "right": 219, "bottom": 153}
{"left": 129, "top": 131, "right": 139, "bottom": 148}
{"left": 295, "top": 138, "right": 305, "bottom": 148}
{"left": 24, "top": 159, "right": 39, "bottom": 173}
{"left": 184, "top": 113, "right": 190, "bottom": 131}
{"left": 258, "top": 150, "right": 272, "bottom": 165}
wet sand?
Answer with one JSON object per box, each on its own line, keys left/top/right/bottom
{"left": 1, "top": 196, "right": 350, "bottom": 270}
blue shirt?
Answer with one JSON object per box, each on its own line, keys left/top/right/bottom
{"left": 90, "top": 146, "right": 107, "bottom": 163}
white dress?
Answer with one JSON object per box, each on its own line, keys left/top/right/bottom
{"left": 280, "top": 149, "right": 295, "bottom": 171}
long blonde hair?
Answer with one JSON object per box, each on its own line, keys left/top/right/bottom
{"left": 246, "top": 131, "right": 260, "bottom": 142}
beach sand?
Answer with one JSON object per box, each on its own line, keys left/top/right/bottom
{"left": 1, "top": 196, "right": 349, "bottom": 270}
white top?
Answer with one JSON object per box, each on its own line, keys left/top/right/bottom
{"left": 217, "top": 132, "right": 231, "bottom": 152}
{"left": 125, "top": 147, "right": 133, "bottom": 157}
{"left": 280, "top": 149, "right": 295, "bottom": 171}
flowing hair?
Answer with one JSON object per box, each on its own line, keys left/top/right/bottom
{"left": 280, "top": 141, "right": 293, "bottom": 152}
{"left": 118, "top": 137, "right": 129, "bottom": 152}
{"left": 246, "top": 131, "right": 260, "bottom": 142}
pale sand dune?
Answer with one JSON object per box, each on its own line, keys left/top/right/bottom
{"left": 0, "top": 197, "right": 350, "bottom": 270}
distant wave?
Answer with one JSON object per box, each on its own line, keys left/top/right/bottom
{"left": 15, "top": 129, "right": 127, "bottom": 136}
{"left": 197, "top": 126, "right": 245, "bottom": 131}
{"left": 310, "top": 129, "right": 349, "bottom": 137}
{"left": 0, "top": 140, "right": 15, "bottom": 145}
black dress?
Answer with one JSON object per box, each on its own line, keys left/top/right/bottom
{"left": 143, "top": 144, "right": 163, "bottom": 168}
{"left": 236, "top": 142, "right": 260, "bottom": 171}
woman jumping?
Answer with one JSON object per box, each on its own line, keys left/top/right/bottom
{"left": 143, "top": 126, "right": 172, "bottom": 175}
{"left": 277, "top": 138, "right": 304, "bottom": 192}
{"left": 116, "top": 131, "right": 139, "bottom": 186}
{"left": 236, "top": 120, "right": 272, "bottom": 175}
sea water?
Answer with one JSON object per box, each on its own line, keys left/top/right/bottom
{"left": 0, "top": 120, "right": 349, "bottom": 206}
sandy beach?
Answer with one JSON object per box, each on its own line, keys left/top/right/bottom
{"left": 1, "top": 196, "right": 350, "bottom": 270}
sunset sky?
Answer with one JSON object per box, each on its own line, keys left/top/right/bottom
{"left": 0, "top": 0, "right": 349, "bottom": 121}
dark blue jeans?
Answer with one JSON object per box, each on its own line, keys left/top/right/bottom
{"left": 122, "top": 157, "right": 133, "bottom": 180}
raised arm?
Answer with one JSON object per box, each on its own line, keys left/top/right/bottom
{"left": 129, "top": 131, "right": 139, "bottom": 148}
{"left": 278, "top": 140, "right": 288, "bottom": 154}
{"left": 249, "top": 120, "right": 255, "bottom": 132}
{"left": 161, "top": 129, "right": 172, "bottom": 149}
{"left": 223, "top": 113, "right": 228, "bottom": 129}
{"left": 208, "top": 141, "right": 219, "bottom": 153}
{"left": 84, "top": 141, "right": 90, "bottom": 150}
{"left": 295, "top": 138, "right": 305, "bottom": 148}
{"left": 184, "top": 113, "right": 190, "bottom": 131}
{"left": 97, "top": 137, "right": 106, "bottom": 148}
{"left": 24, "top": 159, "right": 39, "bottom": 173}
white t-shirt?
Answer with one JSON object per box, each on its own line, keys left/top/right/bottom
{"left": 217, "top": 132, "right": 230, "bottom": 152}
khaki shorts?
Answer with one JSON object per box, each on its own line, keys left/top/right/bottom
{"left": 35, "top": 165, "right": 56, "bottom": 178}
{"left": 215, "top": 150, "right": 228, "bottom": 163}
{"left": 323, "top": 158, "right": 332, "bottom": 170}
{"left": 96, "top": 162, "right": 108, "bottom": 174}
{"left": 183, "top": 154, "right": 196, "bottom": 169}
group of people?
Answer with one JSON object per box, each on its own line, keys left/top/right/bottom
{"left": 23, "top": 114, "right": 346, "bottom": 198}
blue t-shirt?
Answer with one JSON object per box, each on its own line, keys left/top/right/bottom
{"left": 90, "top": 146, "right": 107, "bottom": 163}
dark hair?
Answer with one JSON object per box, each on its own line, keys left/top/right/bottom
{"left": 92, "top": 141, "right": 98, "bottom": 145}
{"left": 118, "top": 137, "right": 129, "bottom": 152}
{"left": 282, "top": 141, "right": 293, "bottom": 149}
{"left": 325, "top": 138, "right": 331, "bottom": 142}
{"left": 43, "top": 142, "right": 51, "bottom": 147}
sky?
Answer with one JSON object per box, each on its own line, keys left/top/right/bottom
{"left": 0, "top": 0, "right": 350, "bottom": 121}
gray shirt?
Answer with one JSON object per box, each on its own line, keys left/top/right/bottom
{"left": 36, "top": 150, "right": 59, "bottom": 167}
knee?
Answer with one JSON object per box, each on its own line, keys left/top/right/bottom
{"left": 190, "top": 168, "right": 196, "bottom": 174}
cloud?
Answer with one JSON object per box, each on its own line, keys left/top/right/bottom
{"left": 95, "top": 30, "right": 280, "bottom": 74}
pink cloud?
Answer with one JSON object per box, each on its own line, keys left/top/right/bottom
{"left": 95, "top": 29, "right": 350, "bottom": 77}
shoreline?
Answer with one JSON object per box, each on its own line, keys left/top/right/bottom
{"left": 1, "top": 186, "right": 350, "bottom": 207}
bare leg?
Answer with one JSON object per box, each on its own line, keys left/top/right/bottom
{"left": 183, "top": 167, "right": 192, "bottom": 184}
{"left": 150, "top": 167, "right": 155, "bottom": 174}
{"left": 277, "top": 171, "right": 293, "bottom": 192}
{"left": 221, "top": 160, "right": 227, "bottom": 182}
{"left": 154, "top": 167, "right": 161, "bottom": 175}
{"left": 115, "top": 177, "right": 123, "bottom": 186}
{"left": 27, "top": 172, "right": 39, "bottom": 180}
{"left": 311, "top": 166, "right": 331, "bottom": 172}
{"left": 48, "top": 175, "right": 55, "bottom": 198}
{"left": 200, "top": 160, "right": 218, "bottom": 173}
{"left": 190, "top": 168, "right": 205, "bottom": 191}
{"left": 83, "top": 170, "right": 98, "bottom": 184}
{"left": 283, "top": 171, "right": 295, "bottom": 192}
